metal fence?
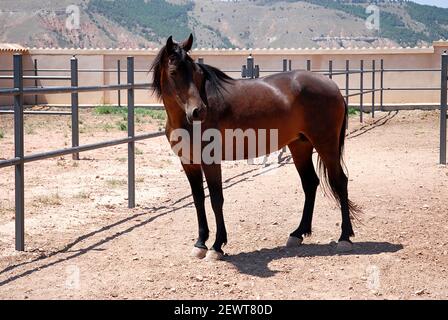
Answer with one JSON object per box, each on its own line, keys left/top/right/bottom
{"left": 0, "top": 52, "right": 447, "bottom": 251}
{"left": 233, "top": 53, "right": 447, "bottom": 164}
{"left": 1, "top": 54, "right": 444, "bottom": 121}
{"left": 0, "top": 54, "right": 164, "bottom": 251}
{"left": 235, "top": 55, "right": 444, "bottom": 119}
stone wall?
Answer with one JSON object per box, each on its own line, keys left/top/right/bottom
{"left": 1, "top": 41, "right": 447, "bottom": 107}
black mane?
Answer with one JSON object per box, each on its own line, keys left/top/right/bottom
{"left": 150, "top": 45, "right": 234, "bottom": 101}
{"left": 149, "top": 45, "right": 166, "bottom": 99}
{"left": 196, "top": 63, "right": 234, "bottom": 100}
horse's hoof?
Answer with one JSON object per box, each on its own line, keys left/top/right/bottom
{"left": 286, "top": 236, "right": 303, "bottom": 248}
{"left": 336, "top": 241, "right": 353, "bottom": 252}
{"left": 205, "top": 250, "right": 224, "bottom": 261}
{"left": 191, "top": 247, "right": 207, "bottom": 259}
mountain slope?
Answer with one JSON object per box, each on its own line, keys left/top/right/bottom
{"left": 0, "top": 0, "right": 446, "bottom": 48}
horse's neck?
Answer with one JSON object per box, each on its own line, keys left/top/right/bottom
{"left": 162, "top": 98, "right": 185, "bottom": 129}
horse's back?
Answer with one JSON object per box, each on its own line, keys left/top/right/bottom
{"left": 262, "top": 70, "right": 341, "bottom": 98}
{"left": 220, "top": 70, "right": 344, "bottom": 130}
{"left": 256, "top": 70, "right": 346, "bottom": 143}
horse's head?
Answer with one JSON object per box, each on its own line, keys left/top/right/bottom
{"left": 152, "top": 34, "right": 207, "bottom": 124}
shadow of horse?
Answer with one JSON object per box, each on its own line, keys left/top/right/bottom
{"left": 224, "top": 242, "right": 403, "bottom": 278}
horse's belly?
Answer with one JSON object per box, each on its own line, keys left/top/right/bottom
{"left": 218, "top": 110, "right": 302, "bottom": 160}
{"left": 218, "top": 127, "right": 295, "bottom": 161}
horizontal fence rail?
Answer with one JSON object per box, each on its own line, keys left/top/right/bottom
{"left": 0, "top": 75, "right": 72, "bottom": 80}
{"left": 0, "top": 110, "right": 72, "bottom": 115}
{"left": 0, "top": 83, "right": 152, "bottom": 96}
{"left": 0, "top": 68, "right": 151, "bottom": 73}
{"left": 0, "top": 131, "right": 164, "bottom": 169}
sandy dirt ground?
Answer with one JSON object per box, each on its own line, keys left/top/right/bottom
{"left": 0, "top": 108, "right": 447, "bottom": 300}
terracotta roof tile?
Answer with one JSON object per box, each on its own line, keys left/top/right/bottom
{"left": 0, "top": 43, "right": 29, "bottom": 53}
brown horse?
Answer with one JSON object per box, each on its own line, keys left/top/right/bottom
{"left": 151, "top": 34, "right": 360, "bottom": 260}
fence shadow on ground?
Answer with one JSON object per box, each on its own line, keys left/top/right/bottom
{"left": 0, "top": 158, "right": 293, "bottom": 287}
{"left": 225, "top": 242, "right": 404, "bottom": 278}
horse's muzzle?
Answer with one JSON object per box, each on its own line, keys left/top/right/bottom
{"left": 187, "top": 106, "right": 206, "bottom": 123}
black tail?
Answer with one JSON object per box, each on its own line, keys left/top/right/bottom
{"left": 317, "top": 101, "right": 362, "bottom": 221}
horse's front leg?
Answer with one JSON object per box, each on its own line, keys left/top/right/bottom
{"left": 202, "top": 163, "right": 227, "bottom": 261}
{"left": 182, "top": 163, "right": 209, "bottom": 259}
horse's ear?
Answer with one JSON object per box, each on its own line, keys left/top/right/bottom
{"left": 181, "top": 33, "right": 194, "bottom": 52}
{"left": 165, "top": 36, "right": 174, "bottom": 53}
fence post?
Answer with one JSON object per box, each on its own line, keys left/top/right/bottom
{"left": 345, "top": 60, "right": 350, "bottom": 107}
{"left": 241, "top": 65, "right": 247, "bottom": 78}
{"left": 70, "top": 56, "right": 79, "bottom": 160}
{"left": 307, "top": 60, "right": 311, "bottom": 71}
{"left": 254, "top": 65, "right": 260, "bottom": 78}
{"left": 247, "top": 54, "right": 254, "bottom": 79}
{"left": 34, "top": 59, "right": 38, "bottom": 106}
{"left": 289, "top": 59, "right": 292, "bottom": 71}
{"left": 380, "top": 59, "right": 384, "bottom": 111}
{"left": 127, "top": 56, "right": 136, "bottom": 208}
{"left": 440, "top": 52, "right": 448, "bottom": 165}
{"left": 117, "top": 60, "right": 121, "bottom": 108}
{"left": 372, "top": 60, "right": 376, "bottom": 118}
{"left": 198, "top": 57, "right": 204, "bottom": 64}
{"left": 360, "top": 60, "right": 364, "bottom": 123}
{"left": 14, "top": 54, "right": 25, "bottom": 251}
{"left": 280, "top": 59, "right": 288, "bottom": 155}
{"left": 329, "top": 60, "right": 333, "bottom": 79}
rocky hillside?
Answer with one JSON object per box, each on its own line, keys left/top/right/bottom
{"left": 0, "top": 0, "right": 446, "bottom": 49}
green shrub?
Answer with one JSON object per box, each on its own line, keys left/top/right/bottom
{"left": 348, "top": 107, "right": 358, "bottom": 116}
{"left": 95, "top": 105, "right": 166, "bottom": 121}
{"left": 95, "top": 104, "right": 119, "bottom": 115}
{"left": 118, "top": 122, "right": 127, "bottom": 131}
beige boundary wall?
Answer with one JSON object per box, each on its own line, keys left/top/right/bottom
{"left": 1, "top": 41, "right": 447, "bottom": 107}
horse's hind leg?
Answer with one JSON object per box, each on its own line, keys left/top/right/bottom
{"left": 314, "top": 144, "right": 355, "bottom": 252}
{"left": 286, "top": 137, "right": 319, "bottom": 247}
